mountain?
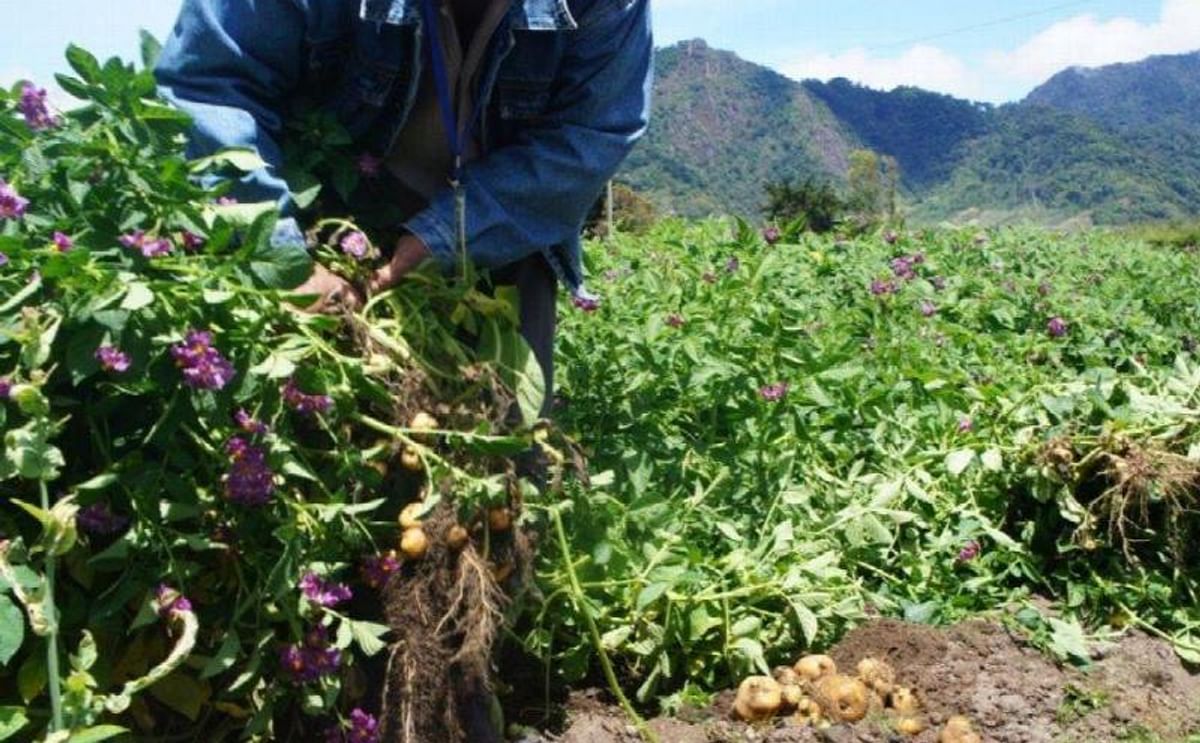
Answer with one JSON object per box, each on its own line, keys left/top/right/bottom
{"left": 619, "top": 40, "right": 857, "bottom": 217}
{"left": 802, "top": 78, "right": 991, "bottom": 191}
{"left": 620, "top": 42, "right": 1200, "bottom": 225}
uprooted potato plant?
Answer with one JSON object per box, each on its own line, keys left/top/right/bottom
{"left": 0, "top": 44, "right": 552, "bottom": 742}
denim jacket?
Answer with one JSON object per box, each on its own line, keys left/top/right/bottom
{"left": 154, "top": 0, "right": 653, "bottom": 295}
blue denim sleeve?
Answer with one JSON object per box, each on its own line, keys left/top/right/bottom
{"left": 154, "top": 0, "right": 307, "bottom": 219}
{"left": 405, "top": 0, "right": 653, "bottom": 271}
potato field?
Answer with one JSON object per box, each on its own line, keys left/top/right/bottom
{"left": 1, "top": 47, "right": 1199, "bottom": 743}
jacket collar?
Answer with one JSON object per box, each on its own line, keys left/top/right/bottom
{"left": 360, "top": 0, "right": 577, "bottom": 31}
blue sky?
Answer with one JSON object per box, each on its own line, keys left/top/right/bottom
{"left": 3, "top": 1, "right": 1198, "bottom": 104}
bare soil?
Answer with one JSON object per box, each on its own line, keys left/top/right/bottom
{"left": 533, "top": 619, "right": 1200, "bottom": 743}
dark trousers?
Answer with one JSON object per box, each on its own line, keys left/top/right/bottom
{"left": 491, "top": 253, "right": 557, "bottom": 418}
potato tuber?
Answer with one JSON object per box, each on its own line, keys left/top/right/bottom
{"left": 733, "top": 676, "right": 783, "bottom": 722}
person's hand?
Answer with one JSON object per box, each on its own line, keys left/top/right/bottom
{"left": 368, "top": 234, "right": 432, "bottom": 294}
{"left": 292, "top": 263, "right": 364, "bottom": 313}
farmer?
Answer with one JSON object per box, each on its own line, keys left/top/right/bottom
{"left": 155, "top": 0, "right": 653, "bottom": 417}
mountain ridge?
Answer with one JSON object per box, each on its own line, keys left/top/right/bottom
{"left": 620, "top": 41, "right": 1200, "bottom": 225}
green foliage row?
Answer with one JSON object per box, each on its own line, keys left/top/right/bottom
{"left": 529, "top": 219, "right": 1200, "bottom": 708}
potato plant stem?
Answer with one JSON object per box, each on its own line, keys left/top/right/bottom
{"left": 550, "top": 506, "right": 657, "bottom": 743}
{"left": 39, "top": 480, "right": 63, "bottom": 732}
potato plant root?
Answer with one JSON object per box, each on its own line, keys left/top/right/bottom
{"left": 381, "top": 503, "right": 533, "bottom": 742}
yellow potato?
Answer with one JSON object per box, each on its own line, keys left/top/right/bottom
{"left": 813, "top": 674, "right": 870, "bottom": 723}
{"left": 400, "top": 527, "right": 429, "bottom": 559}
{"left": 400, "top": 446, "right": 423, "bottom": 472}
{"left": 793, "top": 654, "right": 837, "bottom": 682}
{"left": 856, "top": 657, "right": 896, "bottom": 696}
{"left": 398, "top": 502, "right": 424, "bottom": 530}
{"left": 446, "top": 524, "right": 469, "bottom": 550}
{"left": 896, "top": 716, "right": 926, "bottom": 736}
{"left": 409, "top": 411, "right": 439, "bottom": 432}
{"left": 733, "top": 676, "right": 783, "bottom": 722}
{"left": 889, "top": 687, "right": 921, "bottom": 716}
{"left": 940, "top": 716, "right": 982, "bottom": 743}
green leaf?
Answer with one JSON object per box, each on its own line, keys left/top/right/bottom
{"left": 139, "top": 29, "right": 163, "bottom": 69}
{"left": 790, "top": 600, "right": 819, "bottom": 646}
{"left": 945, "top": 448, "right": 976, "bottom": 477}
{"left": 0, "top": 707, "right": 29, "bottom": 742}
{"left": 200, "top": 631, "right": 240, "bottom": 679}
{"left": 65, "top": 44, "right": 102, "bottom": 83}
{"left": 65, "top": 725, "right": 128, "bottom": 743}
{"left": 347, "top": 620, "right": 390, "bottom": 657}
{"left": 5, "top": 424, "right": 66, "bottom": 482}
{"left": 70, "top": 631, "right": 98, "bottom": 673}
{"left": 75, "top": 473, "right": 119, "bottom": 492}
{"left": 635, "top": 582, "right": 669, "bottom": 611}
{"left": 0, "top": 597, "right": 24, "bottom": 666}
{"left": 1048, "top": 617, "right": 1092, "bottom": 665}
{"left": 148, "top": 672, "right": 210, "bottom": 721}
{"left": 730, "top": 638, "right": 770, "bottom": 675}
{"left": 477, "top": 319, "right": 545, "bottom": 427}
{"left": 119, "top": 283, "right": 155, "bottom": 311}
{"left": 246, "top": 218, "right": 313, "bottom": 290}
{"left": 189, "top": 147, "right": 268, "bottom": 175}
{"left": 981, "top": 448, "right": 1004, "bottom": 472}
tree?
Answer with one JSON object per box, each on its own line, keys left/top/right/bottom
{"left": 762, "top": 177, "right": 844, "bottom": 233}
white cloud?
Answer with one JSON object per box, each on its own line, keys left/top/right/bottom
{"left": 768, "top": 0, "right": 1200, "bottom": 103}
{"left": 986, "top": 0, "right": 1200, "bottom": 84}
{"left": 777, "top": 44, "right": 986, "bottom": 100}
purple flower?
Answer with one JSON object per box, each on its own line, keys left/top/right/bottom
{"left": 572, "top": 295, "right": 600, "bottom": 313}
{"left": 762, "top": 226, "right": 781, "bottom": 245}
{"left": 360, "top": 551, "right": 400, "bottom": 589}
{"left": 357, "top": 153, "right": 382, "bottom": 178}
{"left": 300, "top": 571, "right": 353, "bottom": 608}
{"left": 957, "top": 417, "right": 974, "bottom": 434}
{"left": 234, "top": 408, "right": 269, "bottom": 435}
{"left": 76, "top": 502, "right": 129, "bottom": 537}
{"left": 725, "top": 256, "right": 740, "bottom": 273}
{"left": 1047, "top": 317, "right": 1068, "bottom": 338}
{"left": 171, "top": 330, "right": 236, "bottom": 391}
{"left": 333, "top": 710, "right": 381, "bottom": 743}
{"left": 155, "top": 584, "right": 193, "bottom": 619}
{"left": 759, "top": 382, "right": 789, "bottom": 402}
{"left": 340, "top": 231, "right": 370, "bottom": 260}
{"left": 910, "top": 252, "right": 926, "bottom": 265}
{"left": 0, "top": 253, "right": 8, "bottom": 268}
{"left": 0, "top": 179, "right": 29, "bottom": 220}
{"left": 95, "top": 345, "right": 131, "bottom": 373}
{"left": 224, "top": 437, "right": 275, "bottom": 506}
{"left": 0, "top": 378, "right": 10, "bottom": 399}
{"left": 956, "top": 540, "right": 982, "bottom": 563}
{"left": 883, "top": 229, "right": 899, "bottom": 245}
{"left": 920, "top": 300, "right": 937, "bottom": 318}
{"left": 52, "top": 232, "right": 73, "bottom": 252}
{"left": 870, "top": 279, "right": 895, "bottom": 296}
{"left": 282, "top": 378, "right": 333, "bottom": 416}
{"left": 216, "top": 196, "right": 238, "bottom": 206}
{"left": 18, "top": 84, "right": 58, "bottom": 131}
{"left": 890, "top": 256, "right": 915, "bottom": 281}
{"left": 120, "top": 230, "right": 173, "bottom": 258}
{"left": 280, "top": 627, "right": 342, "bottom": 684}
{"left": 931, "top": 275, "right": 946, "bottom": 291}
{"left": 665, "top": 313, "right": 684, "bottom": 328}
{"left": 180, "top": 231, "right": 205, "bottom": 252}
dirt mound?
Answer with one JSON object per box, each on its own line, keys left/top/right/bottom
{"left": 541, "top": 620, "right": 1200, "bottom": 743}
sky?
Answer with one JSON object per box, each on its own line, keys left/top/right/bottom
{"left": 2, "top": 0, "right": 1199, "bottom": 105}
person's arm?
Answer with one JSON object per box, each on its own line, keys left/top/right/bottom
{"left": 379, "top": 0, "right": 653, "bottom": 284}
{"left": 156, "top": 0, "right": 361, "bottom": 306}
{"left": 155, "top": 0, "right": 306, "bottom": 211}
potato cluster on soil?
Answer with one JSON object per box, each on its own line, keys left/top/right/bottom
{"left": 731, "top": 654, "right": 980, "bottom": 741}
